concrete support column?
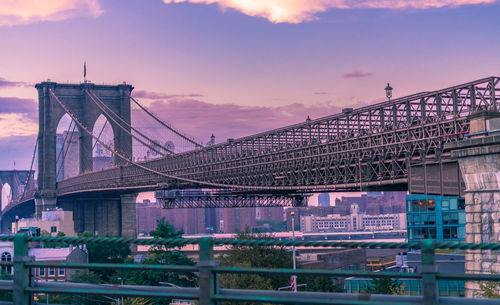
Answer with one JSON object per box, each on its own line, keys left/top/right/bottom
{"left": 120, "top": 193, "right": 137, "bottom": 237}
{"left": 446, "top": 110, "right": 500, "bottom": 298}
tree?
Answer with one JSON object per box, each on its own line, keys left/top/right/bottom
{"left": 218, "top": 228, "right": 293, "bottom": 292}
{"left": 78, "top": 231, "right": 131, "bottom": 282}
{"left": 116, "top": 218, "right": 197, "bottom": 305}
{"left": 366, "top": 277, "right": 404, "bottom": 295}
{"left": 40, "top": 231, "right": 68, "bottom": 248}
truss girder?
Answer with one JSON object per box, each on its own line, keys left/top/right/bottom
{"left": 56, "top": 77, "right": 499, "bottom": 195}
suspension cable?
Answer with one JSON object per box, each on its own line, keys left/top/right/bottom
{"left": 56, "top": 122, "right": 77, "bottom": 180}
{"left": 49, "top": 89, "right": 258, "bottom": 190}
{"left": 55, "top": 120, "right": 74, "bottom": 166}
{"left": 87, "top": 90, "right": 173, "bottom": 155}
{"left": 127, "top": 93, "right": 203, "bottom": 148}
{"left": 20, "top": 138, "right": 38, "bottom": 200}
{"left": 92, "top": 119, "right": 108, "bottom": 151}
{"left": 85, "top": 90, "right": 171, "bottom": 156}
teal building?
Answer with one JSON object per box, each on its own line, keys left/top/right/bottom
{"left": 406, "top": 195, "right": 465, "bottom": 242}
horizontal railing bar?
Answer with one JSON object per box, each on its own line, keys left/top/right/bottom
{"left": 1, "top": 235, "right": 499, "bottom": 252}
{"left": 0, "top": 302, "right": 12, "bottom": 305}
{"left": 437, "top": 273, "right": 500, "bottom": 281}
{"left": 0, "top": 280, "right": 12, "bottom": 291}
{"left": 213, "top": 267, "right": 422, "bottom": 279}
{"left": 439, "top": 296, "right": 500, "bottom": 304}
{"left": 219, "top": 288, "right": 423, "bottom": 303}
{"left": 213, "top": 293, "right": 420, "bottom": 305}
{"left": 26, "top": 262, "right": 198, "bottom": 272}
{"left": 29, "top": 282, "right": 199, "bottom": 299}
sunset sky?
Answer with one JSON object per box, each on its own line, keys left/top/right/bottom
{"left": 1, "top": 0, "right": 500, "bottom": 170}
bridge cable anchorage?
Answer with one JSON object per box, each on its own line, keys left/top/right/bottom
{"left": 87, "top": 90, "right": 174, "bottom": 155}
{"left": 50, "top": 89, "right": 281, "bottom": 191}
{"left": 55, "top": 121, "right": 78, "bottom": 179}
{"left": 127, "top": 93, "right": 203, "bottom": 148}
{"left": 85, "top": 90, "right": 173, "bottom": 156}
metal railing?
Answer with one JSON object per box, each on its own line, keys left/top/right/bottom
{"left": 0, "top": 235, "right": 500, "bottom": 304}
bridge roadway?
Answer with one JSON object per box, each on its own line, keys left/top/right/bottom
{"left": 4, "top": 76, "right": 500, "bottom": 216}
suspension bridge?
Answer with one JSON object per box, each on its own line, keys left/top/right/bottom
{"left": 1, "top": 77, "right": 499, "bottom": 236}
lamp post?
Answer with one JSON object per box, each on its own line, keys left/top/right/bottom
{"left": 290, "top": 211, "right": 297, "bottom": 292}
{"left": 385, "top": 83, "right": 393, "bottom": 101}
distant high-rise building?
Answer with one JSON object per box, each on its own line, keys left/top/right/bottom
{"left": 56, "top": 131, "right": 79, "bottom": 180}
{"left": 318, "top": 193, "right": 330, "bottom": 206}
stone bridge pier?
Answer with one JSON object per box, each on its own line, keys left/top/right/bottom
{"left": 446, "top": 110, "right": 500, "bottom": 297}
{"left": 58, "top": 193, "right": 137, "bottom": 237}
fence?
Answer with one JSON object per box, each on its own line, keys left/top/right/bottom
{"left": 0, "top": 234, "right": 500, "bottom": 305}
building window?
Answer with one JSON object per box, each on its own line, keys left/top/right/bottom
{"left": 49, "top": 267, "right": 55, "bottom": 276}
{"left": 58, "top": 268, "right": 65, "bottom": 276}
{"left": 50, "top": 226, "right": 57, "bottom": 233}
{"left": 1, "top": 252, "right": 11, "bottom": 274}
{"left": 39, "top": 268, "right": 45, "bottom": 276}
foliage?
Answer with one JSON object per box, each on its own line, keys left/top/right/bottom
{"left": 366, "top": 277, "right": 404, "bottom": 295}
{"left": 78, "top": 231, "right": 131, "bottom": 281}
{"left": 40, "top": 231, "right": 68, "bottom": 248}
{"left": 254, "top": 220, "right": 286, "bottom": 232}
{"left": 116, "top": 218, "right": 197, "bottom": 305}
{"left": 111, "top": 298, "right": 153, "bottom": 305}
{"left": 79, "top": 231, "right": 131, "bottom": 264}
{"left": 300, "top": 274, "right": 344, "bottom": 293}
{"left": 476, "top": 281, "right": 500, "bottom": 298}
{"left": 218, "top": 228, "right": 293, "bottom": 292}
{"left": 0, "top": 271, "right": 12, "bottom": 301}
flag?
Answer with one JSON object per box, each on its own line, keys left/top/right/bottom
{"left": 84, "top": 61, "right": 87, "bottom": 79}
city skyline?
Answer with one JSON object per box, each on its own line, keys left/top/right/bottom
{"left": 1, "top": 0, "right": 500, "bottom": 169}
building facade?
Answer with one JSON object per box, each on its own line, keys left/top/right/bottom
{"left": 300, "top": 204, "right": 406, "bottom": 233}
{"left": 406, "top": 195, "right": 465, "bottom": 242}
{"left": 13, "top": 209, "right": 76, "bottom": 236}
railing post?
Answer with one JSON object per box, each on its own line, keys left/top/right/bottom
{"left": 421, "top": 239, "right": 438, "bottom": 305}
{"left": 198, "top": 237, "right": 217, "bottom": 305}
{"left": 13, "top": 234, "right": 32, "bottom": 305}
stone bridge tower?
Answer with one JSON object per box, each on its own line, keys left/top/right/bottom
{"left": 35, "top": 82, "right": 133, "bottom": 216}
{"left": 0, "top": 170, "right": 32, "bottom": 209}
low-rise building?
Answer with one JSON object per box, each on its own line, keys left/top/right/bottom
{"left": 300, "top": 203, "right": 406, "bottom": 233}
{"left": 0, "top": 241, "right": 87, "bottom": 281}
{"left": 12, "top": 209, "right": 76, "bottom": 236}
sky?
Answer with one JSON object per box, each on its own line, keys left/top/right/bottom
{"left": 1, "top": 0, "right": 500, "bottom": 173}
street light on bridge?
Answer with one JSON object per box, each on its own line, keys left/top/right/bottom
{"left": 385, "top": 83, "right": 393, "bottom": 101}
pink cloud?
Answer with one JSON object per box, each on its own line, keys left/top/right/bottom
{"left": 0, "top": 77, "right": 32, "bottom": 88}
{"left": 342, "top": 70, "right": 372, "bottom": 78}
{"left": 0, "top": 0, "right": 103, "bottom": 26}
{"left": 162, "top": 0, "right": 495, "bottom": 23}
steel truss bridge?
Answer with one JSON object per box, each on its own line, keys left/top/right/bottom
{"left": 6, "top": 77, "right": 500, "bottom": 212}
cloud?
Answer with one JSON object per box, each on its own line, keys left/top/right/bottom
{"left": 0, "top": 77, "right": 33, "bottom": 88}
{"left": 342, "top": 70, "right": 372, "bottom": 78}
{"left": 133, "top": 90, "right": 203, "bottom": 100}
{"left": 0, "top": 113, "right": 37, "bottom": 138}
{"left": 313, "top": 91, "right": 329, "bottom": 95}
{"left": 162, "top": 0, "right": 495, "bottom": 23}
{"left": 0, "top": 0, "right": 103, "bottom": 26}
{"left": 0, "top": 97, "right": 38, "bottom": 120}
